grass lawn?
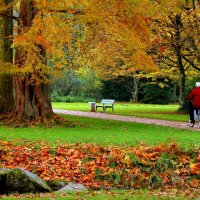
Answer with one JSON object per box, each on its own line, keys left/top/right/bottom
{"left": 3, "top": 190, "right": 195, "bottom": 200}
{"left": 52, "top": 102, "right": 188, "bottom": 122}
{"left": 0, "top": 115, "right": 199, "bottom": 148}
{"left": 0, "top": 104, "right": 199, "bottom": 199}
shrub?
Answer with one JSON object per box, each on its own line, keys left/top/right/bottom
{"left": 140, "top": 83, "right": 173, "bottom": 104}
{"left": 51, "top": 94, "right": 95, "bottom": 103}
{"left": 51, "top": 68, "right": 103, "bottom": 101}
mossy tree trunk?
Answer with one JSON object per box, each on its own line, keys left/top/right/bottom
{"left": 7, "top": 77, "right": 53, "bottom": 125}
{"left": 3, "top": 0, "right": 56, "bottom": 126}
{"left": 0, "top": 0, "right": 14, "bottom": 113}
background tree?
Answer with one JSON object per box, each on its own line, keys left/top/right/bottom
{"left": 80, "top": 0, "right": 158, "bottom": 103}
{"left": 150, "top": 0, "right": 200, "bottom": 109}
{"left": 84, "top": 0, "right": 156, "bottom": 71}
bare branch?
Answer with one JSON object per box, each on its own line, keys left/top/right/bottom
{"left": 0, "top": 13, "right": 18, "bottom": 21}
{"left": 162, "top": 56, "right": 177, "bottom": 64}
{"left": 182, "top": 55, "right": 200, "bottom": 71}
{"left": 48, "top": 9, "right": 85, "bottom": 15}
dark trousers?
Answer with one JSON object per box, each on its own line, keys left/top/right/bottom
{"left": 188, "top": 101, "right": 197, "bottom": 121}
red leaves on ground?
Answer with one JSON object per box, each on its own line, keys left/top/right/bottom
{"left": 0, "top": 141, "right": 199, "bottom": 190}
{"left": 190, "top": 163, "right": 200, "bottom": 175}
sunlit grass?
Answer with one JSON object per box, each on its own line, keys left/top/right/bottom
{"left": 2, "top": 189, "right": 197, "bottom": 200}
{"left": 0, "top": 104, "right": 199, "bottom": 199}
{"left": 0, "top": 115, "right": 199, "bottom": 148}
{"left": 52, "top": 102, "right": 188, "bottom": 122}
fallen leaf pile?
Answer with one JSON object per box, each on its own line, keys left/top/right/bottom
{"left": 0, "top": 141, "right": 199, "bottom": 190}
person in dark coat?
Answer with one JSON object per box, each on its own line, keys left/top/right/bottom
{"left": 187, "top": 82, "right": 200, "bottom": 123}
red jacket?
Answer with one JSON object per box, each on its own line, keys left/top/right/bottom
{"left": 188, "top": 87, "right": 200, "bottom": 108}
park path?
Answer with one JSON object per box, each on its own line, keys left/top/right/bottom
{"left": 53, "top": 109, "right": 200, "bottom": 131}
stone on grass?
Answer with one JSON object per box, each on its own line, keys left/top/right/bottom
{"left": 0, "top": 168, "right": 11, "bottom": 194}
{"left": 6, "top": 168, "right": 51, "bottom": 193}
{"left": 48, "top": 180, "right": 66, "bottom": 191}
{"left": 58, "top": 182, "right": 88, "bottom": 192}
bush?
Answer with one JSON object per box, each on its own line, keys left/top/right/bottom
{"left": 51, "top": 94, "right": 95, "bottom": 103}
{"left": 140, "top": 83, "right": 173, "bottom": 104}
{"left": 102, "top": 77, "right": 132, "bottom": 101}
{"left": 51, "top": 68, "right": 103, "bottom": 101}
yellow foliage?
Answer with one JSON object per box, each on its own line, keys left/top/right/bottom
{"left": 0, "top": 0, "right": 160, "bottom": 83}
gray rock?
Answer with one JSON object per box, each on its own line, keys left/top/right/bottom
{"left": 6, "top": 168, "right": 51, "bottom": 193}
{"left": 58, "top": 182, "right": 88, "bottom": 192}
{"left": 0, "top": 168, "right": 11, "bottom": 194}
{"left": 48, "top": 180, "right": 66, "bottom": 191}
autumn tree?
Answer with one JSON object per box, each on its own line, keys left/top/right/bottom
{"left": 0, "top": 0, "right": 85, "bottom": 126}
{"left": 80, "top": 0, "right": 157, "bottom": 103}
{"left": 150, "top": 0, "right": 200, "bottom": 109}
{"left": 0, "top": 0, "right": 158, "bottom": 126}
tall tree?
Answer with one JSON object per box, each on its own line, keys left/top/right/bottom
{"left": 150, "top": 0, "right": 200, "bottom": 109}
{"left": 0, "top": 0, "right": 158, "bottom": 126}
{"left": 81, "top": 0, "right": 157, "bottom": 103}
{"left": 9, "top": 0, "right": 53, "bottom": 125}
{"left": 0, "top": 0, "right": 82, "bottom": 125}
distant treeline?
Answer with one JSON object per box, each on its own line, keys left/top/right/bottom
{"left": 51, "top": 70, "right": 198, "bottom": 104}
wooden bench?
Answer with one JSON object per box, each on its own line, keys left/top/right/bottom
{"left": 95, "top": 99, "right": 115, "bottom": 112}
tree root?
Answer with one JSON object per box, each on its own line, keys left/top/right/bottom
{"left": 0, "top": 113, "right": 75, "bottom": 128}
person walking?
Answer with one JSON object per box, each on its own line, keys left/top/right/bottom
{"left": 187, "top": 82, "right": 200, "bottom": 123}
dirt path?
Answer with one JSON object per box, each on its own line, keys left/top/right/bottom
{"left": 54, "top": 109, "right": 200, "bottom": 131}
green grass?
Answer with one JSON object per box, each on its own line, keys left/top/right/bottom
{"left": 0, "top": 115, "right": 199, "bottom": 148}
{"left": 2, "top": 190, "right": 197, "bottom": 200}
{"left": 52, "top": 102, "right": 188, "bottom": 122}
{"left": 0, "top": 104, "right": 199, "bottom": 199}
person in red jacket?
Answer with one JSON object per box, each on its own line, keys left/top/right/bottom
{"left": 187, "top": 82, "right": 200, "bottom": 123}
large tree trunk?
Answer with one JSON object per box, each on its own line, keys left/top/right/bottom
{"left": 175, "top": 45, "right": 186, "bottom": 107}
{"left": 2, "top": 0, "right": 57, "bottom": 126}
{"left": 177, "top": 55, "right": 186, "bottom": 109}
{"left": 174, "top": 14, "right": 186, "bottom": 110}
{"left": 6, "top": 77, "right": 53, "bottom": 125}
{"left": 0, "top": 74, "right": 14, "bottom": 113}
{"left": 0, "top": 0, "right": 14, "bottom": 113}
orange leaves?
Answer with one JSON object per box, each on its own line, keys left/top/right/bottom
{"left": 190, "top": 163, "right": 200, "bottom": 175}
{"left": 179, "top": 155, "right": 190, "bottom": 164}
{"left": 189, "top": 179, "right": 199, "bottom": 188}
{"left": 34, "top": 35, "right": 49, "bottom": 49}
{"left": 1, "top": 0, "right": 159, "bottom": 83}
{"left": 190, "top": 152, "right": 200, "bottom": 175}
{"left": 0, "top": 141, "right": 199, "bottom": 190}
{"left": 82, "top": 0, "right": 157, "bottom": 78}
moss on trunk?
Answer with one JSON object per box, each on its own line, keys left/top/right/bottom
{"left": 0, "top": 0, "right": 14, "bottom": 113}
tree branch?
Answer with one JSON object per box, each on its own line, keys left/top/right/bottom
{"left": 182, "top": 55, "right": 200, "bottom": 71}
{"left": 162, "top": 55, "right": 177, "bottom": 64}
{"left": 48, "top": 9, "right": 85, "bottom": 15}
{"left": 0, "top": 13, "right": 18, "bottom": 21}
{"left": 185, "top": 63, "right": 191, "bottom": 71}
{"left": 160, "top": 60, "right": 176, "bottom": 67}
